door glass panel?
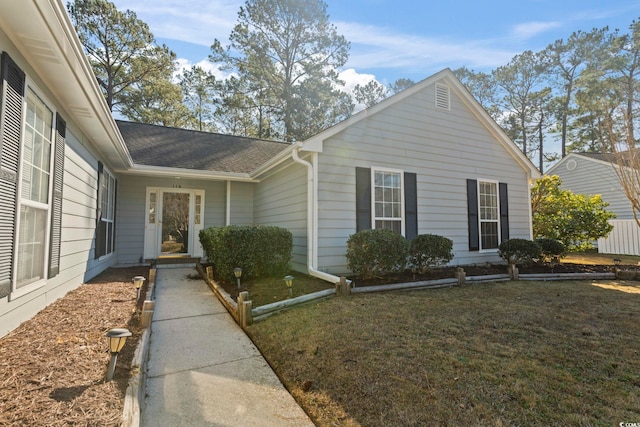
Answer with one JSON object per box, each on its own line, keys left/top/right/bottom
{"left": 161, "top": 192, "right": 190, "bottom": 254}
{"left": 149, "top": 192, "right": 156, "bottom": 224}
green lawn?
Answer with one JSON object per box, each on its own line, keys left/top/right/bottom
{"left": 248, "top": 280, "right": 640, "bottom": 426}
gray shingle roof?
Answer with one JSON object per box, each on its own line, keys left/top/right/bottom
{"left": 116, "top": 120, "right": 291, "bottom": 174}
{"left": 576, "top": 151, "right": 638, "bottom": 168}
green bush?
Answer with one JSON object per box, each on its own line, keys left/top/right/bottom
{"left": 346, "top": 229, "right": 409, "bottom": 279}
{"left": 535, "top": 238, "right": 566, "bottom": 263}
{"left": 409, "top": 234, "right": 454, "bottom": 273}
{"left": 498, "top": 238, "right": 541, "bottom": 266}
{"left": 199, "top": 225, "right": 292, "bottom": 282}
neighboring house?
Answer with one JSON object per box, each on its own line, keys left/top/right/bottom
{"left": 548, "top": 153, "right": 639, "bottom": 255}
{"left": 547, "top": 153, "right": 633, "bottom": 219}
{"left": 1, "top": 0, "right": 540, "bottom": 338}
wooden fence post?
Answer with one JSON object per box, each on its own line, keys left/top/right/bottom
{"left": 242, "top": 301, "right": 253, "bottom": 327}
{"left": 206, "top": 266, "right": 213, "bottom": 280}
{"left": 335, "top": 276, "right": 350, "bottom": 296}
{"left": 508, "top": 264, "right": 519, "bottom": 280}
{"left": 140, "top": 300, "right": 155, "bottom": 328}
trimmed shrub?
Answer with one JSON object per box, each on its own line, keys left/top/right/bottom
{"left": 346, "top": 229, "right": 409, "bottom": 279}
{"left": 409, "top": 234, "right": 454, "bottom": 273}
{"left": 535, "top": 238, "right": 566, "bottom": 263}
{"left": 498, "top": 238, "right": 541, "bottom": 266}
{"left": 199, "top": 225, "right": 292, "bottom": 282}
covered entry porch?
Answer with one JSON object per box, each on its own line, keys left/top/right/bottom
{"left": 115, "top": 174, "right": 255, "bottom": 267}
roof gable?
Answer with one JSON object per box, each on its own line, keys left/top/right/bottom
{"left": 301, "top": 68, "right": 540, "bottom": 179}
{"left": 116, "top": 121, "right": 291, "bottom": 174}
{"left": 547, "top": 152, "right": 637, "bottom": 176}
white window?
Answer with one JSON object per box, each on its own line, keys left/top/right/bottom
{"left": 373, "top": 168, "right": 404, "bottom": 235}
{"left": 97, "top": 167, "right": 116, "bottom": 257}
{"left": 15, "top": 89, "right": 54, "bottom": 288}
{"left": 195, "top": 194, "right": 202, "bottom": 225}
{"left": 479, "top": 180, "right": 499, "bottom": 250}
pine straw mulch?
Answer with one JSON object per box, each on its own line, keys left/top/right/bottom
{"left": 0, "top": 266, "right": 149, "bottom": 427}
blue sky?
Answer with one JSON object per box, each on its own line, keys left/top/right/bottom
{"left": 110, "top": 0, "right": 640, "bottom": 89}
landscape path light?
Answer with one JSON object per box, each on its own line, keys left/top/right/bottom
{"left": 105, "top": 328, "right": 132, "bottom": 381}
{"left": 133, "top": 276, "right": 145, "bottom": 300}
{"left": 234, "top": 268, "right": 243, "bottom": 290}
{"left": 284, "top": 275, "right": 294, "bottom": 298}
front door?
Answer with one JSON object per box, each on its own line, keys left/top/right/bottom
{"left": 144, "top": 187, "right": 205, "bottom": 259}
{"left": 161, "top": 192, "right": 190, "bottom": 255}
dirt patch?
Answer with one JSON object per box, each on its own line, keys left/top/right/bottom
{"left": 0, "top": 266, "right": 149, "bottom": 427}
{"left": 347, "top": 262, "right": 619, "bottom": 287}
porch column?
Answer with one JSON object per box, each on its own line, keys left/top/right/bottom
{"left": 226, "top": 180, "right": 231, "bottom": 226}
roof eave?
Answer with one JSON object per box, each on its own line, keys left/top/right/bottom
{"left": 0, "top": 0, "right": 133, "bottom": 170}
{"left": 117, "top": 164, "right": 259, "bottom": 182}
{"left": 250, "top": 144, "right": 296, "bottom": 179}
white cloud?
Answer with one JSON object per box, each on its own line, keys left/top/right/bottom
{"left": 338, "top": 68, "right": 387, "bottom": 112}
{"left": 175, "top": 58, "right": 233, "bottom": 81}
{"left": 339, "top": 68, "right": 379, "bottom": 93}
{"left": 510, "top": 21, "right": 563, "bottom": 40}
{"left": 111, "top": 0, "right": 242, "bottom": 46}
{"left": 335, "top": 21, "right": 516, "bottom": 72}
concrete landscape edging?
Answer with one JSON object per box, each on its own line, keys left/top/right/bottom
{"left": 122, "top": 268, "right": 156, "bottom": 427}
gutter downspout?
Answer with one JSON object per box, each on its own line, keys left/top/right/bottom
{"left": 291, "top": 144, "right": 343, "bottom": 284}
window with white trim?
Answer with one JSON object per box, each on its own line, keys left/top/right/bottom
{"left": 373, "top": 169, "right": 404, "bottom": 234}
{"left": 479, "top": 180, "right": 499, "bottom": 250}
{"left": 97, "top": 167, "right": 116, "bottom": 257}
{"left": 15, "top": 89, "right": 54, "bottom": 288}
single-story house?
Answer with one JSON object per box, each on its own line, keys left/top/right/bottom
{"left": 0, "top": 0, "right": 540, "bottom": 337}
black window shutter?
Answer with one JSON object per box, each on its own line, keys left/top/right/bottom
{"left": 499, "top": 182, "right": 509, "bottom": 243}
{"left": 467, "top": 179, "right": 479, "bottom": 251}
{"left": 48, "top": 114, "right": 66, "bottom": 278}
{"left": 404, "top": 172, "right": 418, "bottom": 240}
{"left": 355, "top": 167, "right": 371, "bottom": 231}
{"left": 95, "top": 161, "right": 105, "bottom": 259}
{"left": 0, "top": 52, "right": 25, "bottom": 297}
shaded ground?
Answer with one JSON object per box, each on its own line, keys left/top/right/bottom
{"left": 0, "top": 267, "right": 149, "bottom": 427}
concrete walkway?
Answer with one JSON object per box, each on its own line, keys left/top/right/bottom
{"left": 141, "top": 266, "right": 314, "bottom": 427}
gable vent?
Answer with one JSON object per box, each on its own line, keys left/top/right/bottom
{"left": 435, "top": 83, "right": 450, "bottom": 110}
